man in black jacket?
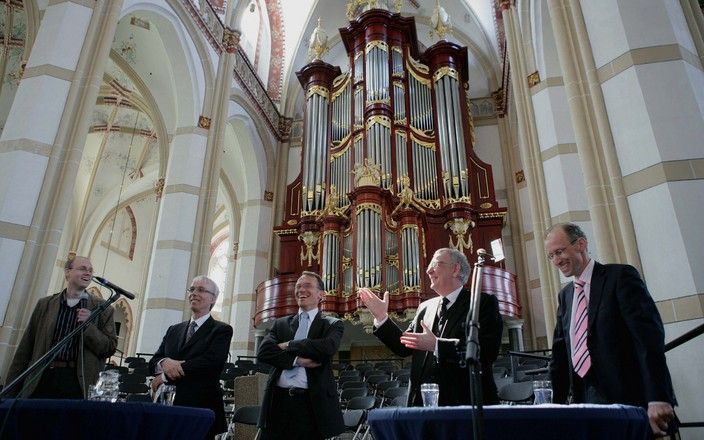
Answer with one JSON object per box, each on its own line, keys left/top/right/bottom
{"left": 545, "top": 223, "right": 676, "bottom": 436}
{"left": 360, "top": 247, "right": 503, "bottom": 406}
{"left": 257, "top": 271, "right": 344, "bottom": 440}
{"left": 149, "top": 275, "right": 233, "bottom": 440}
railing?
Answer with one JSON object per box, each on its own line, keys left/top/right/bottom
{"left": 181, "top": 0, "right": 224, "bottom": 52}
{"left": 665, "top": 322, "right": 704, "bottom": 430}
{"left": 179, "top": 0, "right": 292, "bottom": 141}
{"left": 233, "top": 49, "right": 291, "bottom": 141}
{"left": 505, "top": 350, "right": 550, "bottom": 380}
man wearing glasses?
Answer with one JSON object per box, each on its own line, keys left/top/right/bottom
{"left": 545, "top": 223, "right": 676, "bottom": 436}
{"left": 7, "top": 255, "right": 117, "bottom": 398}
{"left": 359, "top": 248, "right": 503, "bottom": 406}
{"left": 149, "top": 275, "right": 233, "bottom": 440}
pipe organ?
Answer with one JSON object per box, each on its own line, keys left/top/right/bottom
{"left": 264, "top": 7, "right": 506, "bottom": 324}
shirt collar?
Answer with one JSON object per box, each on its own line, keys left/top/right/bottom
{"left": 443, "top": 286, "right": 463, "bottom": 307}
{"left": 298, "top": 308, "right": 319, "bottom": 321}
{"left": 191, "top": 313, "right": 211, "bottom": 327}
{"left": 576, "top": 259, "right": 596, "bottom": 286}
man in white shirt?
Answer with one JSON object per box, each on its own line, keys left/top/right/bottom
{"left": 359, "top": 248, "right": 503, "bottom": 406}
{"left": 257, "top": 271, "right": 344, "bottom": 440}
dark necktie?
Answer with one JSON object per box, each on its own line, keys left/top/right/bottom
{"left": 436, "top": 298, "right": 450, "bottom": 335}
{"left": 185, "top": 321, "right": 197, "bottom": 345}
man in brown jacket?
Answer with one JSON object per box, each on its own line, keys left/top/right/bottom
{"left": 7, "top": 255, "right": 117, "bottom": 398}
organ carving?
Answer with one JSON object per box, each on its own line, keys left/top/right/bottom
{"left": 257, "top": 3, "right": 506, "bottom": 325}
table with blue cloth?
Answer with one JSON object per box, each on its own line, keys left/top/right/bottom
{"left": 0, "top": 399, "right": 214, "bottom": 439}
{"left": 368, "top": 404, "right": 650, "bottom": 440}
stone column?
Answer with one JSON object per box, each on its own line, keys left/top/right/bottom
{"left": 230, "top": 201, "right": 274, "bottom": 358}
{"left": 135, "top": 129, "right": 209, "bottom": 353}
{"left": 0, "top": 0, "right": 123, "bottom": 373}
{"left": 501, "top": 1, "right": 560, "bottom": 340}
{"left": 546, "top": 0, "right": 640, "bottom": 267}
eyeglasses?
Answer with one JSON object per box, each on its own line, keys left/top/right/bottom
{"left": 70, "top": 266, "right": 93, "bottom": 273}
{"left": 427, "top": 260, "right": 453, "bottom": 270}
{"left": 187, "top": 286, "right": 214, "bottom": 295}
{"left": 546, "top": 238, "right": 579, "bottom": 261}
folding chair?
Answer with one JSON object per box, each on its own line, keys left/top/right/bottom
{"left": 498, "top": 381, "right": 534, "bottom": 405}
{"left": 389, "top": 395, "right": 407, "bottom": 407}
{"left": 228, "top": 405, "right": 261, "bottom": 440}
{"left": 395, "top": 371, "right": 410, "bottom": 386}
{"left": 375, "top": 380, "right": 399, "bottom": 405}
{"left": 120, "top": 373, "right": 147, "bottom": 384}
{"left": 339, "top": 370, "right": 361, "bottom": 380}
{"left": 119, "top": 382, "right": 149, "bottom": 394}
{"left": 340, "top": 387, "right": 368, "bottom": 409}
{"left": 380, "top": 385, "right": 407, "bottom": 407}
{"left": 340, "top": 380, "right": 365, "bottom": 392}
{"left": 126, "top": 393, "right": 152, "bottom": 402}
{"left": 343, "top": 396, "right": 376, "bottom": 440}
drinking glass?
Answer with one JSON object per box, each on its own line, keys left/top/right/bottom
{"left": 533, "top": 380, "right": 553, "bottom": 405}
{"left": 420, "top": 383, "right": 440, "bottom": 407}
{"left": 159, "top": 385, "right": 177, "bottom": 406}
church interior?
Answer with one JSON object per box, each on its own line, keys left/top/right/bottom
{"left": 0, "top": 0, "right": 702, "bottom": 437}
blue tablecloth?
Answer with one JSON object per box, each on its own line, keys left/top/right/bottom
{"left": 368, "top": 404, "right": 649, "bottom": 440}
{"left": 0, "top": 399, "right": 214, "bottom": 439}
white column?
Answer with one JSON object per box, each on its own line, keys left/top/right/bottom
{"left": 0, "top": 0, "right": 122, "bottom": 373}
{"left": 502, "top": 2, "right": 561, "bottom": 344}
{"left": 230, "top": 202, "right": 273, "bottom": 358}
{"left": 135, "top": 130, "right": 208, "bottom": 353}
{"left": 580, "top": 0, "right": 704, "bottom": 430}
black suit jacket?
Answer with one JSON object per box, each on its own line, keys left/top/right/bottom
{"left": 149, "top": 316, "right": 233, "bottom": 437}
{"left": 550, "top": 263, "right": 676, "bottom": 407}
{"left": 375, "top": 289, "right": 503, "bottom": 406}
{"left": 257, "top": 312, "right": 345, "bottom": 438}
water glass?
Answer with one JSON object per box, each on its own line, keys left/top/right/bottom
{"left": 92, "top": 370, "right": 120, "bottom": 402}
{"left": 159, "top": 385, "right": 177, "bottom": 406}
{"left": 420, "top": 383, "right": 440, "bottom": 407}
{"left": 87, "top": 385, "right": 101, "bottom": 401}
{"left": 533, "top": 380, "right": 552, "bottom": 405}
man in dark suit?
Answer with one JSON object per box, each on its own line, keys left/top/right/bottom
{"left": 359, "top": 247, "right": 503, "bottom": 406}
{"left": 545, "top": 223, "right": 676, "bottom": 436}
{"left": 257, "top": 271, "right": 344, "bottom": 440}
{"left": 149, "top": 275, "right": 233, "bottom": 440}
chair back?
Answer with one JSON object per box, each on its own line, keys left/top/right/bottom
{"left": 389, "top": 395, "right": 407, "bottom": 407}
{"left": 233, "top": 405, "right": 261, "bottom": 425}
{"left": 346, "top": 396, "right": 376, "bottom": 411}
{"left": 341, "top": 380, "right": 365, "bottom": 390}
{"left": 340, "top": 387, "right": 368, "bottom": 403}
{"left": 498, "top": 381, "right": 534, "bottom": 404}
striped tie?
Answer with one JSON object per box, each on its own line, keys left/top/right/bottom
{"left": 571, "top": 279, "right": 591, "bottom": 377}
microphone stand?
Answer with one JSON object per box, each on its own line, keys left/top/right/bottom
{"left": 465, "top": 250, "right": 491, "bottom": 440}
{"left": 0, "top": 290, "right": 121, "bottom": 399}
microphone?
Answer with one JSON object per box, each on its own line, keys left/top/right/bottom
{"left": 79, "top": 291, "right": 89, "bottom": 309}
{"left": 92, "top": 276, "right": 136, "bottom": 300}
{"left": 477, "top": 248, "right": 495, "bottom": 261}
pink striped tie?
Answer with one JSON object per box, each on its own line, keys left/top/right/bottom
{"left": 571, "top": 279, "right": 591, "bottom": 378}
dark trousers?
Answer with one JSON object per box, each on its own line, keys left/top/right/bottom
{"left": 260, "top": 387, "right": 323, "bottom": 440}
{"left": 31, "top": 367, "right": 83, "bottom": 399}
{"left": 571, "top": 369, "right": 608, "bottom": 404}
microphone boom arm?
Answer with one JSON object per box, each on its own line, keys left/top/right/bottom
{"left": 0, "top": 291, "right": 121, "bottom": 399}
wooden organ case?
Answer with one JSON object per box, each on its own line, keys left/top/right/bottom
{"left": 256, "top": 8, "right": 507, "bottom": 325}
